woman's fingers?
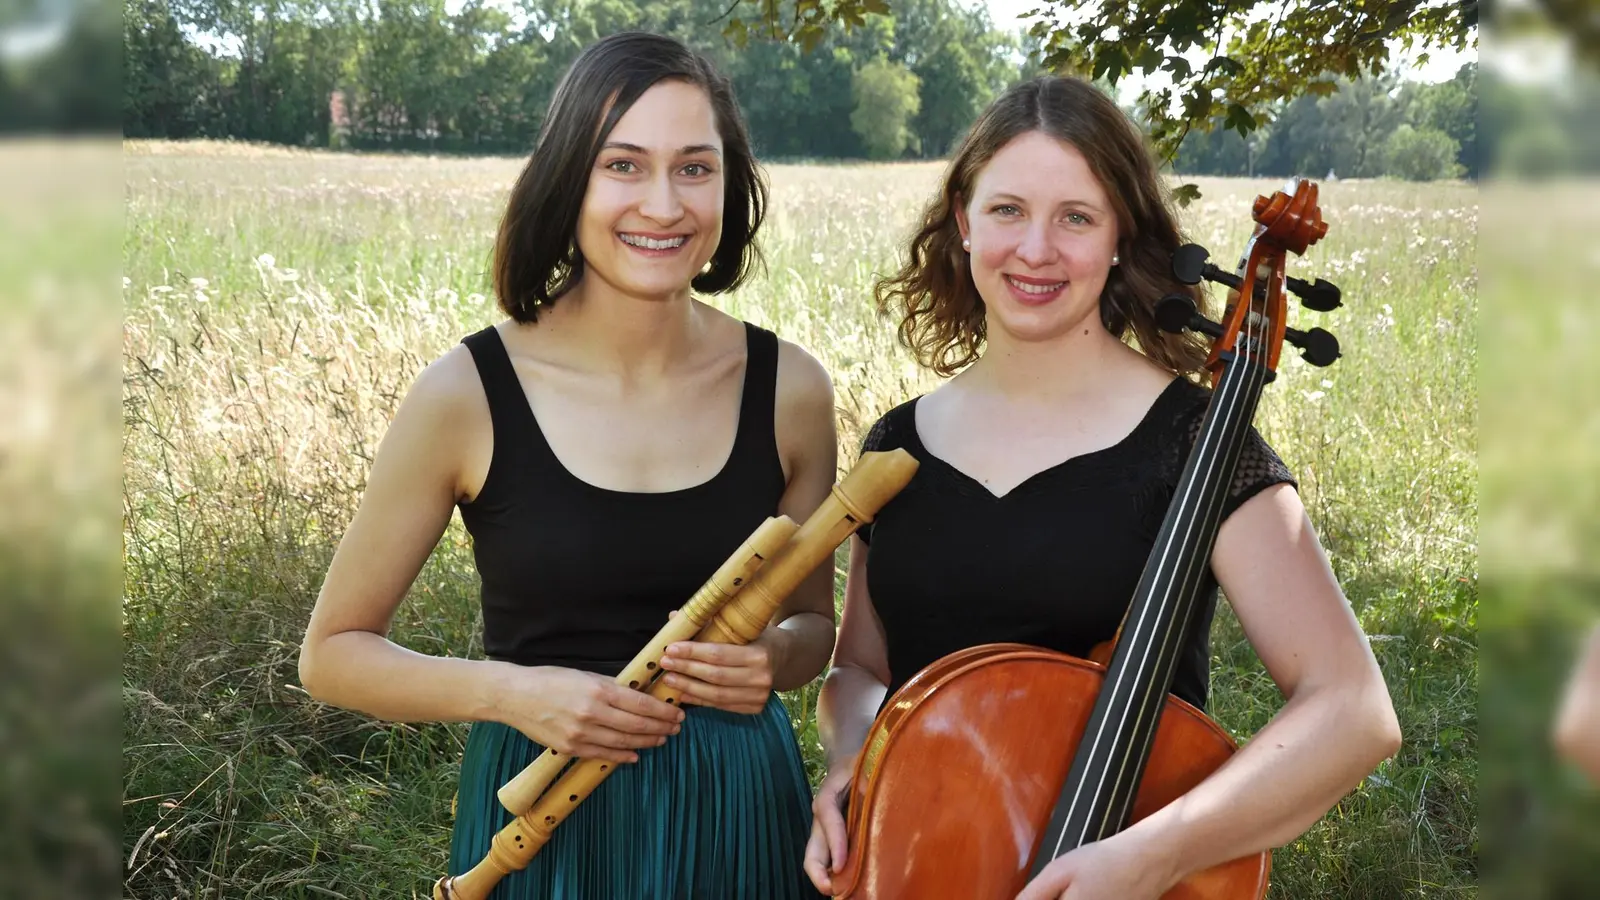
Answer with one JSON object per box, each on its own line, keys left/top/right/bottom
{"left": 820, "top": 790, "right": 849, "bottom": 870}
{"left": 660, "top": 641, "right": 768, "bottom": 685}
{"left": 803, "top": 821, "right": 836, "bottom": 893}
{"left": 588, "top": 701, "right": 682, "bottom": 738}
{"left": 665, "top": 676, "right": 766, "bottom": 712}
{"left": 598, "top": 677, "right": 687, "bottom": 722}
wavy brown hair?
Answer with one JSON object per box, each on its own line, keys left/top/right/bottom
{"left": 875, "top": 75, "right": 1210, "bottom": 377}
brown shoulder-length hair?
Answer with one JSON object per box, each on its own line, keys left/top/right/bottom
{"left": 492, "top": 32, "right": 767, "bottom": 321}
{"left": 875, "top": 75, "right": 1210, "bottom": 377}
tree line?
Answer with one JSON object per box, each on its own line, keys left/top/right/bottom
{"left": 1173, "top": 64, "right": 1477, "bottom": 181}
{"left": 2, "top": 0, "right": 1493, "bottom": 181}
{"left": 122, "top": 0, "right": 1020, "bottom": 160}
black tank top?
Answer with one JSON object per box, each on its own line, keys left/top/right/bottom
{"left": 456, "top": 322, "right": 788, "bottom": 676}
{"left": 856, "top": 377, "right": 1294, "bottom": 712}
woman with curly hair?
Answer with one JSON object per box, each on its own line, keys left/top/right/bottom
{"left": 803, "top": 75, "right": 1401, "bottom": 900}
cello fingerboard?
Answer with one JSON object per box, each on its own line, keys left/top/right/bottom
{"left": 1029, "top": 351, "right": 1271, "bottom": 873}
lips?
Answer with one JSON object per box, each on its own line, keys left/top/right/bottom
{"left": 1004, "top": 274, "right": 1066, "bottom": 304}
{"left": 618, "top": 232, "right": 689, "bottom": 252}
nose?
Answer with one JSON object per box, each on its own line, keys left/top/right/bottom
{"left": 1014, "top": 221, "right": 1055, "bottom": 269}
{"left": 638, "top": 171, "right": 683, "bottom": 224}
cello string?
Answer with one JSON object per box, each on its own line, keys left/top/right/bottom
{"left": 1053, "top": 243, "right": 1276, "bottom": 855}
{"left": 1101, "top": 287, "right": 1272, "bottom": 835}
{"left": 1054, "top": 264, "right": 1250, "bottom": 851}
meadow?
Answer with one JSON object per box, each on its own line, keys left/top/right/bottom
{"left": 121, "top": 141, "right": 1478, "bottom": 898}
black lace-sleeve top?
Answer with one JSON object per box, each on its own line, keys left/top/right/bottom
{"left": 856, "top": 376, "right": 1294, "bottom": 711}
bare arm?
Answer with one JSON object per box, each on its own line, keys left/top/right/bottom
{"left": 763, "top": 340, "right": 842, "bottom": 690}
{"left": 803, "top": 535, "right": 892, "bottom": 892}
{"left": 299, "top": 345, "right": 682, "bottom": 763}
{"left": 1555, "top": 622, "right": 1600, "bottom": 779}
{"left": 817, "top": 537, "right": 892, "bottom": 766}
{"left": 1050, "top": 485, "right": 1404, "bottom": 893}
{"left": 298, "top": 346, "right": 501, "bottom": 723}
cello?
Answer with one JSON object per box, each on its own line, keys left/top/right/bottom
{"left": 832, "top": 178, "right": 1344, "bottom": 899}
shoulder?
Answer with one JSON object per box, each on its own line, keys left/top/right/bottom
{"left": 859, "top": 396, "right": 922, "bottom": 455}
{"left": 367, "top": 336, "right": 494, "bottom": 501}
{"left": 399, "top": 339, "right": 489, "bottom": 429}
{"left": 774, "top": 335, "right": 834, "bottom": 412}
{"left": 772, "top": 336, "right": 837, "bottom": 478}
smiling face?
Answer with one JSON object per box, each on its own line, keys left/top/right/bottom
{"left": 575, "top": 79, "right": 725, "bottom": 302}
{"left": 954, "top": 130, "right": 1121, "bottom": 345}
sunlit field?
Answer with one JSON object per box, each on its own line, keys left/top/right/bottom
{"left": 123, "top": 141, "right": 1477, "bottom": 898}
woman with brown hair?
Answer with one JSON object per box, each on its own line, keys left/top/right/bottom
{"left": 298, "top": 32, "right": 834, "bottom": 899}
{"left": 803, "top": 75, "right": 1401, "bottom": 899}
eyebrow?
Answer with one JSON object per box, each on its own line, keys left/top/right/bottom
{"left": 987, "top": 191, "right": 1105, "bottom": 214}
{"left": 600, "top": 142, "right": 722, "bottom": 157}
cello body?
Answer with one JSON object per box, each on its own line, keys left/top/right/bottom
{"left": 832, "top": 644, "right": 1269, "bottom": 899}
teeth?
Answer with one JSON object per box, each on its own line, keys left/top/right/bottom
{"left": 1007, "top": 275, "right": 1065, "bottom": 295}
{"left": 620, "top": 234, "right": 687, "bottom": 250}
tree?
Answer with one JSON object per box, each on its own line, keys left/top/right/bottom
{"left": 1398, "top": 64, "right": 1476, "bottom": 177}
{"left": 730, "top": 0, "right": 1475, "bottom": 200}
{"left": 850, "top": 55, "right": 920, "bottom": 159}
{"left": 1384, "top": 124, "right": 1462, "bottom": 180}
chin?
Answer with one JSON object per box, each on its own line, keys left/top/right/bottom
{"left": 620, "top": 281, "right": 689, "bottom": 301}
{"left": 989, "top": 305, "right": 1091, "bottom": 345}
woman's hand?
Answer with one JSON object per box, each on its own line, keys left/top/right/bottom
{"left": 802, "top": 759, "right": 856, "bottom": 894}
{"left": 656, "top": 631, "right": 782, "bottom": 715}
{"left": 1013, "top": 830, "right": 1177, "bottom": 900}
{"left": 502, "top": 665, "right": 684, "bottom": 765}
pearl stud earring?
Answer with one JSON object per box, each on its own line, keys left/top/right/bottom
{"left": 962, "top": 238, "right": 971, "bottom": 251}
{"left": 1112, "top": 254, "right": 1120, "bottom": 265}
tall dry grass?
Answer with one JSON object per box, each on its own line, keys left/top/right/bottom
{"left": 123, "top": 142, "right": 1477, "bottom": 898}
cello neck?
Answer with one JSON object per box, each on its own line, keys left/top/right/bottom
{"left": 1028, "top": 351, "right": 1272, "bottom": 873}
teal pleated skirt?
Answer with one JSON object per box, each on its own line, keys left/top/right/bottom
{"left": 448, "top": 693, "right": 824, "bottom": 899}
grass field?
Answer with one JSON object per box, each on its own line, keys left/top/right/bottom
{"left": 121, "top": 140, "right": 1478, "bottom": 899}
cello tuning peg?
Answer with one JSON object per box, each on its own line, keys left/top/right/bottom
{"left": 1287, "top": 276, "right": 1342, "bottom": 312}
{"left": 1155, "top": 294, "right": 1196, "bottom": 334}
{"left": 1171, "top": 244, "right": 1210, "bottom": 285}
{"left": 1156, "top": 293, "right": 1223, "bottom": 338}
{"left": 1285, "top": 326, "right": 1340, "bottom": 367}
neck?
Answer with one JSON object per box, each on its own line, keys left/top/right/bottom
{"left": 544, "top": 276, "right": 701, "bottom": 380}
{"left": 964, "top": 318, "right": 1130, "bottom": 402}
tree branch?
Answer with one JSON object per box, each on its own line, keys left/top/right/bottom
{"left": 704, "top": 0, "right": 742, "bottom": 27}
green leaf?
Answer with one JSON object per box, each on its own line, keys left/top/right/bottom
{"left": 1162, "top": 4, "right": 1200, "bottom": 41}
{"left": 1163, "top": 54, "right": 1192, "bottom": 80}
{"left": 1305, "top": 79, "right": 1339, "bottom": 97}
{"left": 1224, "top": 102, "right": 1256, "bottom": 137}
{"left": 862, "top": 0, "right": 890, "bottom": 15}
{"left": 1172, "top": 182, "right": 1202, "bottom": 207}
{"left": 1208, "top": 56, "right": 1245, "bottom": 77}
{"left": 1094, "top": 45, "right": 1130, "bottom": 83}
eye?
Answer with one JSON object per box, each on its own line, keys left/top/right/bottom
{"left": 990, "top": 204, "right": 1021, "bottom": 217}
{"left": 1064, "top": 211, "right": 1092, "bottom": 225}
{"left": 681, "top": 162, "right": 714, "bottom": 177}
{"left": 605, "top": 159, "right": 638, "bottom": 174}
